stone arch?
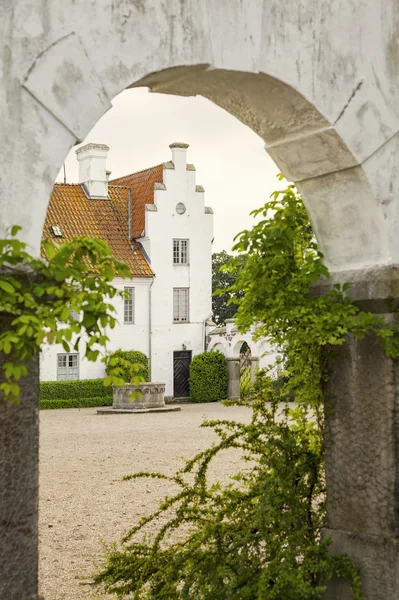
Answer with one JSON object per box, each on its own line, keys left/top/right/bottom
{"left": 2, "top": 2, "right": 397, "bottom": 272}
{"left": 231, "top": 338, "right": 257, "bottom": 359}
{"left": 207, "top": 340, "right": 228, "bottom": 357}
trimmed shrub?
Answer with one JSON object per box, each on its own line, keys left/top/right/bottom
{"left": 40, "top": 396, "right": 112, "bottom": 410}
{"left": 40, "top": 378, "right": 111, "bottom": 401}
{"left": 106, "top": 349, "right": 149, "bottom": 383}
{"left": 189, "top": 351, "right": 228, "bottom": 403}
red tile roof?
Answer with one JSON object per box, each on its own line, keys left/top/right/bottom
{"left": 43, "top": 183, "right": 153, "bottom": 277}
{"left": 111, "top": 164, "right": 163, "bottom": 238}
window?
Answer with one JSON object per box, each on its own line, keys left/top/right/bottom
{"left": 124, "top": 287, "right": 134, "bottom": 324}
{"left": 173, "top": 288, "right": 189, "bottom": 322}
{"left": 173, "top": 239, "right": 189, "bottom": 265}
{"left": 57, "top": 353, "right": 79, "bottom": 381}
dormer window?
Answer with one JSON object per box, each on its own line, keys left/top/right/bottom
{"left": 50, "top": 225, "right": 63, "bottom": 238}
{"left": 173, "top": 239, "right": 189, "bottom": 265}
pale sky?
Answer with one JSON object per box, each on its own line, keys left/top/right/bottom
{"left": 57, "top": 87, "right": 284, "bottom": 254}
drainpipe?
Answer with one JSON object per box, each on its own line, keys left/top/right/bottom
{"left": 148, "top": 277, "right": 155, "bottom": 380}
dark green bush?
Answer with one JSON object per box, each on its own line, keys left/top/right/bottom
{"left": 189, "top": 351, "right": 228, "bottom": 403}
{"left": 106, "top": 349, "right": 149, "bottom": 383}
{"left": 40, "top": 396, "right": 112, "bottom": 410}
{"left": 40, "top": 378, "right": 111, "bottom": 401}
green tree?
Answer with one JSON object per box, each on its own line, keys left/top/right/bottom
{"left": 212, "top": 250, "right": 243, "bottom": 325}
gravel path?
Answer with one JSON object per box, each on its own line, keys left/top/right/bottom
{"left": 39, "top": 403, "right": 252, "bottom": 599}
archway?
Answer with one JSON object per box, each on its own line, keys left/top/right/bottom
{"left": 2, "top": 3, "right": 399, "bottom": 598}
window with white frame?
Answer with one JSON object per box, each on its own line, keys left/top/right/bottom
{"left": 173, "top": 239, "right": 189, "bottom": 265}
{"left": 124, "top": 287, "right": 134, "bottom": 324}
{"left": 173, "top": 288, "right": 189, "bottom": 322}
{"left": 57, "top": 353, "right": 79, "bottom": 381}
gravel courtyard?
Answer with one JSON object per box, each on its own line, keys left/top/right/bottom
{"left": 39, "top": 403, "right": 252, "bottom": 599}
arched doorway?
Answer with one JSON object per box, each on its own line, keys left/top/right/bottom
{"left": 1, "top": 3, "right": 399, "bottom": 598}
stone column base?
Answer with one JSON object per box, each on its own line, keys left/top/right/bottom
{"left": 323, "top": 529, "right": 399, "bottom": 600}
{"left": 226, "top": 358, "right": 240, "bottom": 400}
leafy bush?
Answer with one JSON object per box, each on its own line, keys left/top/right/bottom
{"left": 40, "top": 378, "right": 112, "bottom": 401}
{"left": 189, "top": 351, "right": 227, "bottom": 403}
{"left": 40, "top": 396, "right": 112, "bottom": 410}
{"left": 106, "top": 349, "right": 149, "bottom": 383}
{"left": 94, "top": 382, "right": 362, "bottom": 599}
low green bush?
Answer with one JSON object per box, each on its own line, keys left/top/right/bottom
{"left": 40, "top": 378, "right": 112, "bottom": 401}
{"left": 189, "top": 351, "right": 228, "bottom": 403}
{"left": 40, "top": 395, "right": 113, "bottom": 410}
{"left": 106, "top": 349, "right": 149, "bottom": 383}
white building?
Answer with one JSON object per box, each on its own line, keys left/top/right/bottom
{"left": 40, "top": 142, "right": 214, "bottom": 399}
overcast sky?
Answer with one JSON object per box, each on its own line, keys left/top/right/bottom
{"left": 57, "top": 87, "right": 284, "bottom": 254}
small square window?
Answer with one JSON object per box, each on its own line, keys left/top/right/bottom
{"left": 124, "top": 287, "right": 134, "bottom": 324}
{"left": 173, "top": 239, "right": 189, "bottom": 265}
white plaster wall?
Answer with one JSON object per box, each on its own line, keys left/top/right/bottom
{"left": 145, "top": 148, "right": 213, "bottom": 396}
{"left": 39, "top": 277, "right": 151, "bottom": 381}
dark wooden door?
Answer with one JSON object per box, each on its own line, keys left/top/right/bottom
{"left": 173, "top": 351, "right": 192, "bottom": 397}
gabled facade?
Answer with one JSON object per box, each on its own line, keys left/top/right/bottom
{"left": 40, "top": 143, "right": 214, "bottom": 399}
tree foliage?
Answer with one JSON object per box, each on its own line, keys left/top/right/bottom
{"left": 0, "top": 227, "right": 141, "bottom": 402}
{"left": 94, "top": 183, "right": 399, "bottom": 599}
{"left": 212, "top": 250, "right": 244, "bottom": 325}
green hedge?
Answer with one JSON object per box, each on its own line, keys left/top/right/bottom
{"left": 189, "top": 351, "right": 228, "bottom": 403}
{"left": 40, "top": 378, "right": 112, "bottom": 401}
{"left": 40, "top": 396, "right": 112, "bottom": 410}
{"left": 106, "top": 349, "right": 149, "bottom": 382}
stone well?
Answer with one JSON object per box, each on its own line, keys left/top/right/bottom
{"left": 113, "top": 382, "right": 166, "bottom": 410}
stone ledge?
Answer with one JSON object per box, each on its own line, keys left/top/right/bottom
{"left": 312, "top": 264, "right": 399, "bottom": 313}
{"left": 97, "top": 406, "right": 181, "bottom": 415}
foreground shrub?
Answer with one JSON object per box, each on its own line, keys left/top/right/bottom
{"left": 40, "top": 378, "right": 112, "bottom": 401}
{"left": 106, "top": 349, "right": 149, "bottom": 383}
{"left": 94, "top": 381, "right": 362, "bottom": 599}
{"left": 40, "top": 396, "right": 112, "bottom": 410}
{"left": 189, "top": 350, "right": 228, "bottom": 402}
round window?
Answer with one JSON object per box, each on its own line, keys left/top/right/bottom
{"left": 176, "top": 202, "right": 186, "bottom": 215}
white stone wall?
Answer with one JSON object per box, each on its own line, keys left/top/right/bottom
{"left": 39, "top": 277, "right": 151, "bottom": 382}
{"left": 207, "top": 320, "right": 279, "bottom": 372}
{"left": 144, "top": 147, "right": 213, "bottom": 396}
{"left": 2, "top": 1, "right": 399, "bottom": 276}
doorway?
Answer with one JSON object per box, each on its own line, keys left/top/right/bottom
{"left": 173, "top": 350, "right": 192, "bottom": 398}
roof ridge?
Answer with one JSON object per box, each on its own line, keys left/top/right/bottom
{"left": 110, "top": 163, "right": 163, "bottom": 182}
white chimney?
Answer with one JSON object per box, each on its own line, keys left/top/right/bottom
{"left": 75, "top": 143, "right": 110, "bottom": 199}
{"left": 169, "top": 142, "right": 189, "bottom": 170}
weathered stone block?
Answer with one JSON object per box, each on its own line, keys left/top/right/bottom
{"left": 113, "top": 382, "right": 166, "bottom": 410}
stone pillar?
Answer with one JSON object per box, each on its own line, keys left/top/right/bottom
{"left": 226, "top": 358, "right": 240, "bottom": 400}
{"left": 318, "top": 268, "right": 399, "bottom": 600}
{"left": 250, "top": 357, "right": 260, "bottom": 381}
{"left": 0, "top": 316, "right": 40, "bottom": 599}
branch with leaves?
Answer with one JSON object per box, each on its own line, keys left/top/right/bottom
{"left": 0, "top": 226, "right": 142, "bottom": 402}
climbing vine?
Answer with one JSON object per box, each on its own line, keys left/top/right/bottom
{"left": 93, "top": 183, "right": 399, "bottom": 598}
{"left": 0, "top": 226, "right": 142, "bottom": 402}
